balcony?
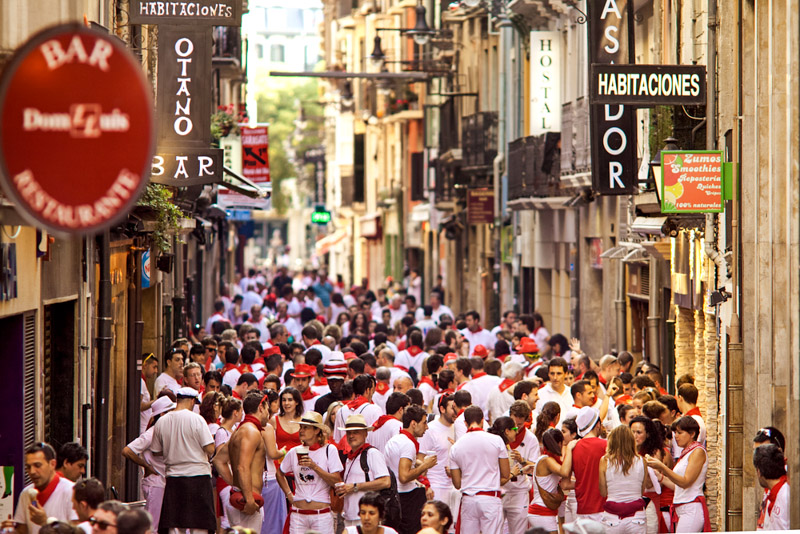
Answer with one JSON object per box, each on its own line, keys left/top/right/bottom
{"left": 559, "top": 97, "right": 591, "bottom": 188}
{"left": 508, "top": 134, "right": 561, "bottom": 200}
{"left": 462, "top": 112, "right": 498, "bottom": 174}
{"left": 212, "top": 27, "right": 243, "bottom": 79}
{"left": 438, "top": 98, "right": 461, "bottom": 158}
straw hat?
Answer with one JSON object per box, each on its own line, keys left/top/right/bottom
{"left": 337, "top": 414, "right": 373, "bottom": 432}
{"left": 291, "top": 411, "right": 329, "bottom": 433}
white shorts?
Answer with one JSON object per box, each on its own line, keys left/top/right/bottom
{"left": 225, "top": 500, "right": 264, "bottom": 531}
{"left": 528, "top": 513, "right": 558, "bottom": 532}
{"left": 289, "top": 508, "right": 334, "bottom": 534}
{"left": 674, "top": 502, "right": 705, "bottom": 533}
{"left": 601, "top": 510, "right": 646, "bottom": 534}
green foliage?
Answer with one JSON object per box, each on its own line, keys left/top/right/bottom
{"left": 138, "top": 183, "right": 185, "bottom": 253}
{"left": 649, "top": 106, "right": 674, "bottom": 159}
{"left": 256, "top": 80, "right": 325, "bottom": 214}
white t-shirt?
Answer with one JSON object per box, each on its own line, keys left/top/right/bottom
{"left": 127, "top": 426, "right": 167, "bottom": 487}
{"left": 505, "top": 428, "right": 540, "bottom": 493}
{"left": 759, "top": 482, "right": 790, "bottom": 531}
{"left": 305, "top": 342, "right": 333, "bottom": 363}
{"left": 342, "top": 447, "right": 391, "bottom": 520}
{"left": 418, "top": 380, "right": 438, "bottom": 409}
{"left": 280, "top": 444, "right": 343, "bottom": 504}
{"left": 151, "top": 409, "right": 213, "bottom": 477}
{"left": 141, "top": 378, "right": 152, "bottom": 434}
{"left": 535, "top": 383, "right": 574, "bottom": 428}
{"left": 154, "top": 372, "right": 181, "bottom": 395}
{"left": 384, "top": 432, "right": 420, "bottom": 493}
{"left": 449, "top": 430, "right": 508, "bottom": 494}
{"left": 388, "top": 367, "right": 411, "bottom": 388}
{"left": 394, "top": 349, "right": 426, "bottom": 377}
{"left": 345, "top": 527, "right": 398, "bottom": 534}
{"left": 431, "top": 305, "right": 454, "bottom": 323}
{"left": 453, "top": 411, "right": 487, "bottom": 441}
{"left": 245, "top": 317, "right": 271, "bottom": 343}
{"left": 333, "top": 402, "right": 384, "bottom": 443}
{"left": 368, "top": 418, "right": 403, "bottom": 455}
{"left": 14, "top": 477, "right": 78, "bottom": 534}
{"left": 418, "top": 419, "right": 455, "bottom": 490}
{"left": 459, "top": 327, "right": 497, "bottom": 353}
{"left": 222, "top": 368, "right": 242, "bottom": 390}
{"left": 461, "top": 374, "right": 502, "bottom": 417}
{"left": 487, "top": 384, "right": 515, "bottom": 423}
{"left": 415, "top": 318, "right": 438, "bottom": 336}
{"left": 532, "top": 327, "right": 550, "bottom": 353}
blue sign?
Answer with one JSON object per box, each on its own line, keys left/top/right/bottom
{"left": 226, "top": 209, "right": 252, "bottom": 221}
{"left": 142, "top": 249, "right": 151, "bottom": 289}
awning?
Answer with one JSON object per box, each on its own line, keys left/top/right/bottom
{"left": 221, "top": 166, "right": 271, "bottom": 199}
{"left": 315, "top": 229, "right": 349, "bottom": 256}
{"left": 507, "top": 196, "right": 574, "bottom": 211}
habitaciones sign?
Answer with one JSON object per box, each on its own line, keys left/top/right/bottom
{"left": 591, "top": 64, "right": 706, "bottom": 105}
{"left": 0, "top": 24, "right": 154, "bottom": 235}
{"left": 588, "top": 0, "right": 638, "bottom": 195}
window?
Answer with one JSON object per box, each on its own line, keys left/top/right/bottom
{"left": 271, "top": 44, "right": 285, "bottom": 63}
{"left": 255, "top": 44, "right": 264, "bottom": 59}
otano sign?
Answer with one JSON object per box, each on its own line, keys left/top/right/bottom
{"left": 0, "top": 24, "right": 154, "bottom": 235}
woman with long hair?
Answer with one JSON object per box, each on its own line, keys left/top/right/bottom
{"left": 349, "top": 312, "right": 369, "bottom": 337}
{"left": 419, "top": 500, "right": 453, "bottom": 534}
{"left": 199, "top": 391, "right": 223, "bottom": 435}
{"left": 534, "top": 402, "right": 562, "bottom": 443}
{"left": 560, "top": 417, "right": 579, "bottom": 524}
{"left": 528, "top": 428, "right": 572, "bottom": 534}
{"left": 490, "top": 417, "right": 530, "bottom": 534}
{"left": 343, "top": 492, "right": 399, "bottom": 534}
{"left": 599, "top": 425, "right": 650, "bottom": 533}
{"left": 418, "top": 354, "right": 443, "bottom": 410}
{"left": 645, "top": 417, "right": 709, "bottom": 533}
{"left": 629, "top": 416, "right": 669, "bottom": 533}
{"left": 215, "top": 396, "right": 242, "bottom": 448}
{"left": 337, "top": 312, "right": 352, "bottom": 336}
{"left": 271, "top": 387, "right": 304, "bottom": 451}
{"left": 424, "top": 327, "right": 443, "bottom": 350}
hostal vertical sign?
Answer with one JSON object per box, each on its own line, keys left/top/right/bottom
{"left": 589, "top": 0, "right": 637, "bottom": 194}
{"left": 130, "top": 1, "right": 242, "bottom": 186}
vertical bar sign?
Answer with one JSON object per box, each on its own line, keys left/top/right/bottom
{"left": 588, "top": 0, "right": 638, "bottom": 195}
{"left": 530, "top": 31, "right": 562, "bottom": 135}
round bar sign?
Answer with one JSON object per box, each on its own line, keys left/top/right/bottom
{"left": 0, "top": 23, "right": 155, "bottom": 235}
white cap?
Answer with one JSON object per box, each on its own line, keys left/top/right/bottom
{"left": 176, "top": 387, "right": 200, "bottom": 403}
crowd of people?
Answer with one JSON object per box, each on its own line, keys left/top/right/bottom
{"left": 2, "top": 267, "right": 790, "bottom": 534}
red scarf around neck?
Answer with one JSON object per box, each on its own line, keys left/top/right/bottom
{"left": 471, "top": 372, "right": 487, "bottom": 379}
{"left": 418, "top": 376, "right": 437, "bottom": 390}
{"left": 222, "top": 363, "right": 238, "bottom": 374}
{"left": 400, "top": 429, "right": 420, "bottom": 454}
{"left": 685, "top": 407, "right": 702, "bottom": 418}
{"left": 238, "top": 363, "right": 253, "bottom": 374}
{"left": 346, "top": 395, "right": 370, "bottom": 409}
{"left": 543, "top": 449, "right": 562, "bottom": 463}
{"left": 759, "top": 475, "right": 788, "bottom": 527}
{"left": 347, "top": 443, "right": 372, "bottom": 461}
{"left": 372, "top": 415, "right": 397, "bottom": 431}
{"left": 466, "top": 427, "right": 484, "bottom": 433}
{"left": 509, "top": 429, "right": 526, "bottom": 450}
{"left": 678, "top": 441, "right": 705, "bottom": 462}
{"left": 242, "top": 414, "right": 264, "bottom": 432}
{"left": 301, "top": 388, "right": 319, "bottom": 401}
{"left": 375, "top": 382, "right": 390, "bottom": 395}
{"left": 313, "top": 377, "right": 328, "bottom": 386}
{"left": 232, "top": 390, "right": 242, "bottom": 400}
{"left": 498, "top": 379, "right": 515, "bottom": 393}
{"left": 36, "top": 473, "right": 61, "bottom": 506}
{"left": 408, "top": 346, "right": 423, "bottom": 357}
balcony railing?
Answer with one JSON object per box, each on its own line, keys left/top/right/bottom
{"left": 462, "top": 112, "right": 497, "bottom": 173}
{"left": 212, "top": 26, "right": 241, "bottom": 62}
{"left": 439, "top": 98, "right": 460, "bottom": 155}
{"left": 560, "top": 97, "right": 590, "bottom": 175}
{"left": 508, "top": 134, "right": 561, "bottom": 199}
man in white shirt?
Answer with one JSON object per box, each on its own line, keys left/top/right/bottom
{"left": 490, "top": 310, "right": 517, "bottom": 336}
{"left": 394, "top": 331, "right": 426, "bottom": 379}
{"left": 453, "top": 390, "right": 486, "bottom": 440}
{"left": 753, "top": 444, "right": 790, "bottom": 531}
{"left": 154, "top": 348, "right": 184, "bottom": 395}
{"left": 368, "top": 393, "right": 409, "bottom": 454}
{"left": 244, "top": 306, "right": 271, "bottom": 344}
{"left": 241, "top": 284, "right": 263, "bottom": 315}
{"left": 418, "top": 394, "right": 460, "bottom": 523}
{"left": 140, "top": 353, "right": 159, "bottom": 434}
{"left": 150, "top": 387, "right": 216, "bottom": 534}
{"left": 505, "top": 401, "right": 540, "bottom": 534}
{"left": 486, "top": 361, "right": 525, "bottom": 422}
{"left": 72, "top": 478, "right": 105, "bottom": 534}
{"left": 205, "top": 300, "right": 228, "bottom": 335}
{"left": 459, "top": 310, "right": 496, "bottom": 353}
{"left": 449, "top": 406, "right": 512, "bottom": 534}
{"left": 414, "top": 306, "right": 438, "bottom": 336}
{"left": 383, "top": 405, "right": 437, "bottom": 534}
{"left": 427, "top": 292, "right": 454, "bottom": 324}
{"left": 535, "top": 357, "right": 574, "bottom": 427}
{"left": 4, "top": 443, "right": 78, "bottom": 534}
{"left": 333, "top": 375, "right": 383, "bottom": 443}
{"left": 461, "top": 357, "right": 501, "bottom": 417}
{"left": 377, "top": 349, "right": 411, "bottom": 389}
{"left": 302, "top": 325, "right": 332, "bottom": 363}
{"left": 384, "top": 295, "right": 408, "bottom": 327}
{"left": 562, "top": 380, "right": 596, "bottom": 423}
{"left": 335, "top": 415, "right": 392, "bottom": 528}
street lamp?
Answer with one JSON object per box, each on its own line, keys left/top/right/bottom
{"left": 404, "top": 3, "right": 435, "bottom": 46}
{"left": 340, "top": 81, "right": 354, "bottom": 110}
{"left": 648, "top": 136, "right": 680, "bottom": 204}
{"left": 369, "top": 35, "right": 386, "bottom": 68}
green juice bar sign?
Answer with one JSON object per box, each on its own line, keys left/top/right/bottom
{"left": 660, "top": 151, "right": 724, "bottom": 213}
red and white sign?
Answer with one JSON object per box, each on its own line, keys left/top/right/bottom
{"left": 241, "top": 125, "right": 269, "bottom": 183}
{"left": 0, "top": 23, "right": 155, "bottom": 235}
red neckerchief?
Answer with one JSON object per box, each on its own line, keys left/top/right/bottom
{"left": 685, "top": 407, "right": 702, "bottom": 418}
{"left": 222, "top": 363, "right": 238, "bottom": 374}
{"left": 204, "top": 359, "right": 214, "bottom": 372}
{"left": 576, "top": 372, "right": 584, "bottom": 380}
{"left": 440, "top": 388, "right": 454, "bottom": 396}
{"left": 253, "top": 356, "right": 266, "bottom": 367}
{"left": 395, "top": 365, "right": 410, "bottom": 372}
{"left": 496, "top": 354, "right": 508, "bottom": 362}
{"left": 457, "top": 381, "right": 468, "bottom": 391}
{"left": 313, "top": 377, "right": 328, "bottom": 386}
{"left": 372, "top": 415, "right": 397, "bottom": 431}
{"left": 599, "top": 375, "right": 607, "bottom": 385}
{"left": 301, "top": 388, "right": 319, "bottom": 401}
{"left": 238, "top": 364, "right": 253, "bottom": 374}
{"left": 509, "top": 428, "right": 526, "bottom": 449}
{"left": 457, "top": 408, "right": 465, "bottom": 417}
{"left": 543, "top": 449, "right": 562, "bottom": 463}
{"left": 418, "top": 376, "right": 437, "bottom": 390}
{"left": 197, "top": 385, "right": 205, "bottom": 395}
{"left": 232, "top": 390, "right": 242, "bottom": 400}
{"left": 469, "top": 327, "right": 484, "bottom": 333}
{"left": 397, "top": 340, "right": 406, "bottom": 351}
{"left": 400, "top": 429, "right": 420, "bottom": 454}
{"left": 346, "top": 395, "right": 370, "bottom": 409}
{"left": 758, "top": 475, "right": 788, "bottom": 527}
{"left": 572, "top": 404, "right": 580, "bottom": 409}
{"left": 616, "top": 394, "right": 632, "bottom": 405}
{"left": 36, "top": 473, "right": 62, "bottom": 506}
{"left": 498, "top": 379, "right": 515, "bottom": 392}
{"left": 466, "top": 427, "right": 484, "bottom": 433}
{"left": 533, "top": 326, "right": 541, "bottom": 335}
{"left": 375, "top": 382, "right": 390, "bottom": 395}
{"left": 678, "top": 441, "right": 704, "bottom": 462}
{"left": 308, "top": 340, "right": 320, "bottom": 346}
{"left": 408, "top": 346, "right": 423, "bottom": 357}
{"left": 471, "top": 372, "right": 487, "bottom": 379}
{"left": 242, "top": 414, "right": 264, "bottom": 432}
{"left": 308, "top": 442, "right": 322, "bottom": 451}
{"left": 347, "top": 443, "right": 372, "bottom": 461}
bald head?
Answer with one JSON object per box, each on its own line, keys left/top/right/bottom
{"left": 393, "top": 377, "right": 413, "bottom": 394}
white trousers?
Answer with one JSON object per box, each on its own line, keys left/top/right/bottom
{"left": 141, "top": 482, "right": 164, "bottom": 532}
{"left": 433, "top": 487, "right": 460, "bottom": 532}
{"left": 502, "top": 490, "right": 529, "bottom": 534}
{"left": 219, "top": 485, "right": 231, "bottom": 529}
{"left": 601, "top": 511, "right": 647, "bottom": 534}
{"left": 460, "top": 494, "right": 504, "bottom": 534}
{"left": 225, "top": 501, "right": 264, "bottom": 531}
{"left": 527, "top": 513, "right": 558, "bottom": 532}
{"left": 289, "top": 509, "right": 334, "bottom": 534}
{"left": 674, "top": 502, "right": 704, "bottom": 533}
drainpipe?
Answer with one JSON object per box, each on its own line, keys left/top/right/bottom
{"left": 615, "top": 256, "right": 627, "bottom": 351}
{"left": 493, "top": 13, "right": 512, "bottom": 326}
{"left": 93, "top": 231, "right": 112, "bottom": 487}
{"left": 646, "top": 255, "right": 661, "bottom": 363}
{"left": 125, "top": 239, "right": 144, "bottom": 500}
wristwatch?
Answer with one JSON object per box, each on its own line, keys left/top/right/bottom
{"left": 353, "top": 483, "right": 358, "bottom": 492}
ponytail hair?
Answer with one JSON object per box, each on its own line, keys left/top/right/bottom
{"left": 534, "top": 401, "right": 561, "bottom": 442}
{"left": 541, "top": 428, "right": 564, "bottom": 457}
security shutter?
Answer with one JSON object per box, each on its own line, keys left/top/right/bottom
{"left": 22, "top": 311, "right": 36, "bottom": 487}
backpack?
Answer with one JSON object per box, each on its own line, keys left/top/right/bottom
{"left": 359, "top": 446, "right": 402, "bottom": 529}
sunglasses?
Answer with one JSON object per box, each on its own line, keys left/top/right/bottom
{"left": 511, "top": 427, "right": 520, "bottom": 431}
{"left": 89, "top": 517, "right": 116, "bottom": 531}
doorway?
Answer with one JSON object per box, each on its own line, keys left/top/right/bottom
{"left": 44, "top": 301, "right": 76, "bottom": 451}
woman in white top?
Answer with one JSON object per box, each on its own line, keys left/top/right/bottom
{"left": 215, "top": 396, "right": 242, "bottom": 529}
{"left": 344, "top": 492, "right": 399, "bottom": 534}
{"left": 599, "top": 425, "right": 651, "bottom": 533}
{"left": 645, "top": 416, "right": 709, "bottom": 533}
{"left": 560, "top": 417, "right": 579, "bottom": 524}
{"left": 528, "top": 429, "right": 573, "bottom": 534}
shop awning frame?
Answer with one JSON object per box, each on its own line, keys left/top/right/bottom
{"left": 221, "top": 166, "right": 271, "bottom": 199}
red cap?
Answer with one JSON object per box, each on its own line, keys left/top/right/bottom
{"left": 472, "top": 345, "right": 489, "bottom": 358}
{"left": 343, "top": 351, "right": 357, "bottom": 361}
{"left": 517, "top": 337, "right": 540, "bottom": 354}
{"left": 443, "top": 352, "right": 458, "bottom": 364}
{"left": 291, "top": 364, "right": 316, "bottom": 378}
